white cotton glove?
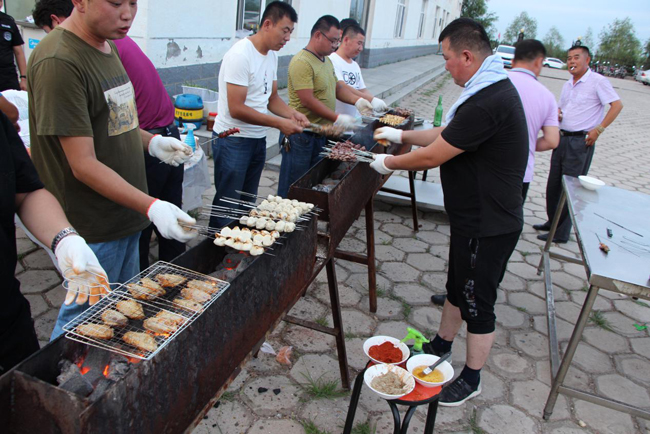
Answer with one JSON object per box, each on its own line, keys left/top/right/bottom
{"left": 148, "top": 134, "right": 193, "bottom": 167}
{"left": 374, "top": 127, "right": 403, "bottom": 144}
{"left": 371, "top": 97, "right": 389, "bottom": 113}
{"left": 370, "top": 154, "right": 394, "bottom": 175}
{"left": 334, "top": 114, "right": 357, "bottom": 129}
{"left": 147, "top": 199, "right": 198, "bottom": 243}
{"left": 55, "top": 235, "right": 110, "bottom": 306}
{"left": 354, "top": 98, "right": 373, "bottom": 114}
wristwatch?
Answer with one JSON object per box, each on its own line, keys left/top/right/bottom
{"left": 19, "top": 75, "right": 26, "bottom": 79}
{"left": 596, "top": 125, "right": 605, "bottom": 135}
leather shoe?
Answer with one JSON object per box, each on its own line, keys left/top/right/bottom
{"left": 431, "top": 294, "right": 446, "bottom": 306}
{"left": 537, "top": 233, "right": 568, "bottom": 244}
{"left": 533, "top": 223, "right": 551, "bottom": 231}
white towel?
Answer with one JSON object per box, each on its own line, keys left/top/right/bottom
{"left": 444, "top": 55, "right": 508, "bottom": 125}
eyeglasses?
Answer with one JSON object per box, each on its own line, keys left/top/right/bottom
{"left": 319, "top": 30, "right": 341, "bottom": 46}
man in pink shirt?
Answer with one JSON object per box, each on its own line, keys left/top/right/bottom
{"left": 535, "top": 45, "right": 622, "bottom": 243}
{"left": 508, "top": 39, "right": 559, "bottom": 200}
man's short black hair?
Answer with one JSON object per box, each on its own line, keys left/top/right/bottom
{"left": 514, "top": 39, "right": 547, "bottom": 62}
{"left": 340, "top": 18, "right": 359, "bottom": 32}
{"left": 343, "top": 24, "right": 365, "bottom": 39}
{"left": 260, "top": 1, "right": 298, "bottom": 25}
{"left": 568, "top": 45, "right": 591, "bottom": 58}
{"left": 438, "top": 17, "right": 492, "bottom": 56}
{"left": 32, "top": 0, "right": 73, "bottom": 29}
{"left": 311, "top": 15, "right": 340, "bottom": 37}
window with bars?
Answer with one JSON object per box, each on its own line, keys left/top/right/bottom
{"left": 417, "top": 0, "right": 428, "bottom": 39}
{"left": 394, "top": 0, "right": 407, "bottom": 38}
{"left": 432, "top": 6, "right": 440, "bottom": 40}
{"left": 237, "top": 0, "right": 292, "bottom": 32}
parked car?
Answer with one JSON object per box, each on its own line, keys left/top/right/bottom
{"left": 635, "top": 69, "right": 650, "bottom": 85}
{"left": 494, "top": 45, "right": 515, "bottom": 68}
{"left": 543, "top": 57, "right": 566, "bottom": 69}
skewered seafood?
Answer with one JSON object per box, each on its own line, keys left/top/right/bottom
{"left": 76, "top": 323, "right": 114, "bottom": 340}
{"left": 127, "top": 282, "right": 165, "bottom": 301}
{"left": 180, "top": 287, "right": 211, "bottom": 304}
{"left": 187, "top": 279, "right": 221, "bottom": 295}
{"left": 154, "top": 310, "right": 186, "bottom": 326}
{"left": 173, "top": 297, "right": 202, "bottom": 312}
{"left": 116, "top": 299, "right": 145, "bottom": 319}
{"left": 101, "top": 309, "right": 128, "bottom": 327}
{"left": 250, "top": 245, "right": 264, "bottom": 256}
{"left": 123, "top": 331, "right": 158, "bottom": 352}
{"left": 155, "top": 273, "right": 187, "bottom": 287}
{"left": 143, "top": 317, "right": 178, "bottom": 334}
{"left": 379, "top": 114, "right": 406, "bottom": 126}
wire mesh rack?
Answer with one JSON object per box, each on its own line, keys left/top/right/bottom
{"left": 63, "top": 261, "right": 230, "bottom": 360}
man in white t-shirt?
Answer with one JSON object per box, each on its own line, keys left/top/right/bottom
{"left": 329, "top": 24, "right": 388, "bottom": 117}
{"left": 210, "top": 1, "right": 309, "bottom": 227}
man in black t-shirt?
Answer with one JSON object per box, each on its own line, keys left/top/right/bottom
{"left": 371, "top": 18, "right": 528, "bottom": 406}
{"left": 0, "top": 1, "right": 27, "bottom": 91}
{"left": 0, "top": 112, "right": 107, "bottom": 375}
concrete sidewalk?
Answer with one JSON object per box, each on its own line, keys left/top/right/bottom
{"left": 194, "top": 53, "right": 447, "bottom": 162}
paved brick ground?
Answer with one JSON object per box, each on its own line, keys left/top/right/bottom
{"left": 14, "top": 68, "right": 650, "bottom": 433}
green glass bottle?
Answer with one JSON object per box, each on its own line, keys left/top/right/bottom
{"left": 433, "top": 95, "right": 443, "bottom": 127}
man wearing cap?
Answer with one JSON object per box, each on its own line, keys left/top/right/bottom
{"left": 534, "top": 45, "right": 622, "bottom": 243}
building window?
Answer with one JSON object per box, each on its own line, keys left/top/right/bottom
{"left": 5, "top": 0, "right": 36, "bottom": 22}
{"left": 417, "top": 0, "right": 428, "bottom": 39}
{"left": 394, "top": 0, "right": 407, "bottom": 38}
{"left": 432, "top": 6, "right": 440, "bottom": 40}
{"left": 237, "top": 0, "right": 292, "bottom": 32}
{"left": 350, "top": 0, "right": 366, "bottom": 25}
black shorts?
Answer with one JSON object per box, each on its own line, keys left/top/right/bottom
{"left": 445, "top": 230, "right": 521, "bottom": 334}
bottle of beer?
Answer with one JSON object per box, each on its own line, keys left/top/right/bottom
{"left": 433, "top": 95, "right": 443, "bottom": 127}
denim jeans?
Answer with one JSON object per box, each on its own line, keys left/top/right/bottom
{"left": 277, "top": 132, "right": 326, "bottom": 198}
{"left": 50, "top": 232, "right": 140, "bottom": 340}
{"left": 209, "top": 134, "right": 266, "bottom": 228}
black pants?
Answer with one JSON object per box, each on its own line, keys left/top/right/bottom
{"left": 445, "top": 230, "right": 521, "bottom": 334}
{"left": 139, "top": 124, "right": 185, "bottom": 270}
{"left": 521, "top": 182, "right": 530, "bottom": 202}
{"left": 544, "top": 135, "right": 595, "bottom": 241}
{"left": 0, "top": 297, "right": 39, "bottom": 375}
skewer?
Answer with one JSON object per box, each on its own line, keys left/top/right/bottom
{"left": 234, "top": 190, "right": 323, "bottom": 213}
{"left": 593, "top": 213, "right": 644, "bottom": 237}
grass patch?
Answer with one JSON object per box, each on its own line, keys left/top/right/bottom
{"left": 580, "top": 285, "right": 589, "bottom": 292}
{"left": 315, "top": 315, "right": 329, "bottom": 328}
{"left": 376, "top": 287, "right": 386, "bottom": 298}
{"left": 17, "top": 252, "right": 27, "bottom": 261}
{"left": 301, "top": 420, "right": 331, "bottom": 434}
{"left": 345, "top": 330, "right": 357, "bottom": 340}
{"left": 633, "top": 299, "right": 650, "bottom": 308}
{"left": 468, "top": 408, "right": 485, "bottom": 434}
{"left": 350, "top": 421, "right": 376, "bottom": 434}
{"left": 516, "top": 307, "right": 527, "bottom": 313}
{"left": 389, "top": 294, "right": 412, "bottom": 319}
{"left": 381, "top": 239, "right": 392, "bottom": 245}
{"left": 300, "top": 372, "right": 349, "bottom": 400}
{"left": 589, "top": 310, "right": 612, "bottom": 332}
{"left": 521, "top": 251, "right": 530, "bottom": 257}
{"left": 219, "top": 391, "right": 236, "bottom": 402}
{"left": 422, "top": 75, "right": 450, "bottom": 97}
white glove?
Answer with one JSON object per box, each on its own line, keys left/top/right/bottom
{"left": 148, "top": 135, "right": 193, "bottom": 167}
{"left": 55, "top": 235, "right": 109, "bottom": 306}
{"left": 354, "top": 98, "right": 373, "bottom": 114}
{"left": 371, "top": 97, "right": 388, "bottom": 113}
{"left": 370, "top": 154, "right": 394, "bottom": 175}
{"left": 147, "top": 199, "right": 198, "bottom": 243}
{"left": 374, "top": 127, "right": 403, "bottom": 144}
{"left": 334, "top": 114, "right": 357, "bottom": 129}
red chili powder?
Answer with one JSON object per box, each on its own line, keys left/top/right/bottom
{"left": 368, "top": 341, "right": 403, "bottom": 363}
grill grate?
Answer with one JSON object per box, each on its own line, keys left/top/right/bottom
{"left": 63, "top": 261, "right": 229, "bottom": 360}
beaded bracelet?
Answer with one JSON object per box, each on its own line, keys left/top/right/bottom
{"left": 51, "top": 227, "right": 78, "bottom": 253}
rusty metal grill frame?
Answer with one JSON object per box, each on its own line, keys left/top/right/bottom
{"left": 62, "top": 261, "right": 229, "bottom": 360}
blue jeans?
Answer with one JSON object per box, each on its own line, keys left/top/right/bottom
{"left": 209, "top": 134, "right": 266, "bottom": 228}
{"left": 277, "top": 132, "right": 326, "bottom": 198}
{"left": 50, "top": 232, "right": 140, "bottom": 340}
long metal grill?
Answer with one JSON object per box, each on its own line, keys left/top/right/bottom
{"left": 63, "top": 262, "right": 229, "bottom": 360}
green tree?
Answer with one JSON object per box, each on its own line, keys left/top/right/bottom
{"left": 503, "top": 12, "right": 538, "bottom": 44}
{"left": 461, "top": 0, "right": 498, "bottom": 38}
{"left": 597, "top": 17, "right": 642, "bottom": 66}
{"left": 642, "top": 38, "right": 650, "bottom": 68}
{"left": 582, "top": 27, "right": 595, "bottom": 52}
{"left": 542, "top": 26, "right": 566, "bottom": 60}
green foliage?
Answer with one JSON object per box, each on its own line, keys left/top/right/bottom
{"left": 542, "top": 26, "right": 567, "bottom": 60}
{"left": 219, "top": 391, "right": 236, "bottom": 402}
{"left": 582, "top": 27, "right": 595, "bottom": 52}
{"left": 461, "top": 0, "right": 498, "bottom": 38}
{"left": 589, "top": 310, "right": 612, "bottom": 332}
{"left": 503, "top": 12, "right": 538, "bottom": 44}
{"left": 351, "top": 421, "right": 376, "bottom": 434}
{"left": 389, "top": 294, "right": 412, "bottom": 319}
{"left": 597, "top": 17, "right": 642, "bottom": 66}
{"left": 641, "top": 38, "right": 650, "bottom": 68}
{"left": 301, "top": 420, "right": 332, "bottom": 434}
{"left": 315, "top": 315, "right": 329, "bottom": 328}
{"left": 468, "top": 408, "right": 486, "bottom": 434}
{"left": 300, "top": 372, "right": 349, "bottom": 400}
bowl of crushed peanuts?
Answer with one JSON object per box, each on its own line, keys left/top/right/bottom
{"left": 406, "top": 354, "right": 454, "bottom": 388}
{"left": 364, "top": 364, "right": 415, "bottom": 400}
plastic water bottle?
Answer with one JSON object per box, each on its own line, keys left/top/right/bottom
{"left": 433, "top": 95, "right": 443, "bottom": 127}
{"left": 183, "top": 123, "right": 197, "bottom": 151}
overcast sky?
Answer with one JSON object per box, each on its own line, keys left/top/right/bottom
{"left": 488, "top": 0, "right": 650, "bottom": 50}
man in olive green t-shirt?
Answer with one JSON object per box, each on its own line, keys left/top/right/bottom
{"left": 27, "top": 0, "right": 198, "bottom": 340}
{"left": 277, "top": 15, "right": 373, "bottom": 197}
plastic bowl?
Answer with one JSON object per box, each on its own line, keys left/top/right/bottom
{"left": 406, "top": 354, "right": 454, "bottom": 388}
{"left": 363, "top": 364, "right": 415, "bottom": 400}
{"left": 363, "top": 336, "right": 410, "bottom": 365}
{"left": 578, "top": 175, "right": 605, "bottom": 191}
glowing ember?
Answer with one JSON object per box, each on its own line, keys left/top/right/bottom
{"left": 80, "top": 366, "right": 90, "bottom": 375}
{"left": 103, "top": 365, "right": 110, "bottom": 377}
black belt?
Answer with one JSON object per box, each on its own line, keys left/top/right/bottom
{"left": 147, "top": 123, "right": 177, "bottom": 135}
{"left": 560, "top": 130, "right": 587, "bottom": 137}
